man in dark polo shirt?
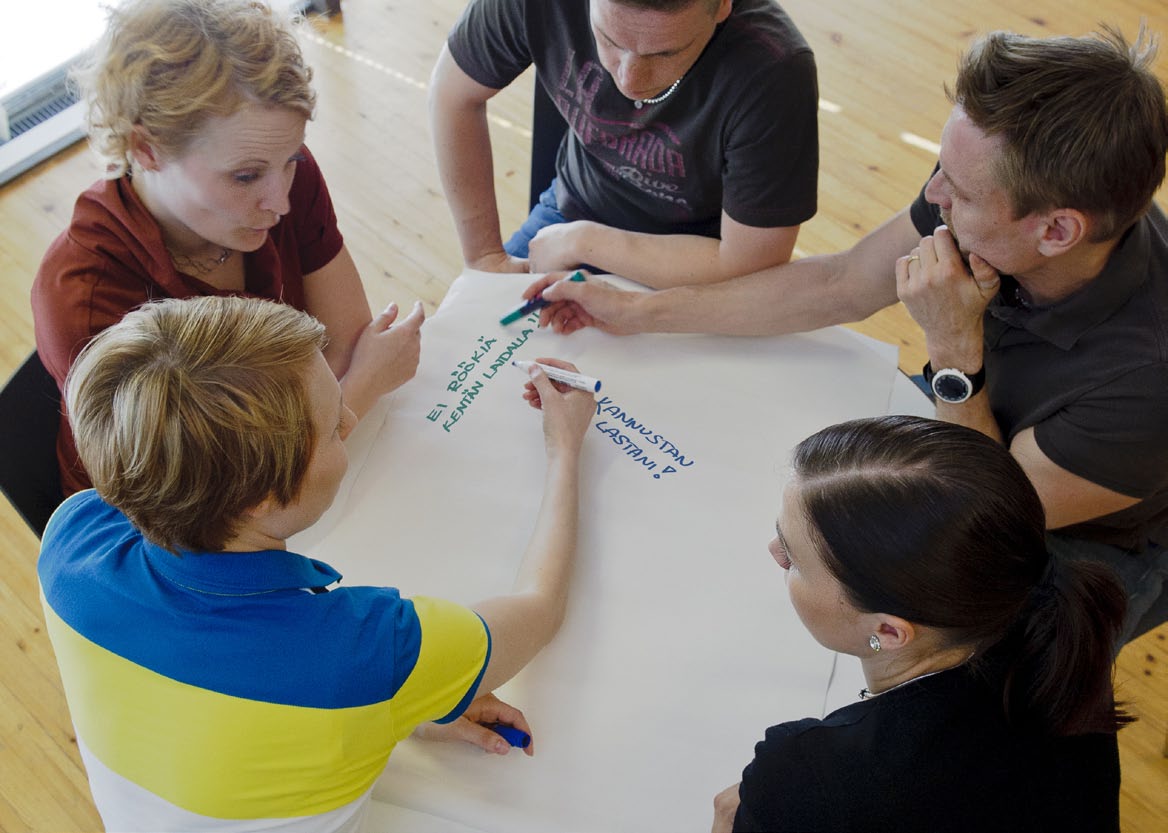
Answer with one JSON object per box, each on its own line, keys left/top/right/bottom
{"left": 528, "top": 27, "right": 1168, "bottom": 643}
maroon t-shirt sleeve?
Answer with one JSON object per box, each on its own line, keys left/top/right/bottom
{"left": 288, "top": 145, "right": 344, "bottom": 276}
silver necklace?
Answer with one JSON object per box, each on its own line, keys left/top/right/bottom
{"left": 170, "top": 245, "right": 233, "bottom": 278}
{"left": 859, "top": 652, "right": 975, "bottom": 700}
{"left": 859, "top": 667, "right": 950, "bottom": 700}
{"left": 859, "top": 654, "right": 976, "bottom": 696}
{"left": 633, "top": 75, "right": 684, "bottom": 109}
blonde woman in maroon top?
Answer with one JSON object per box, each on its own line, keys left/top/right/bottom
{"left": 33, "top": 0, "right": 423, "bottom": 495}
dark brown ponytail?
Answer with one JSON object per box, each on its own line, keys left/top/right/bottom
{"left": 792, "top": 415, "right": 1130, "bottom": 736}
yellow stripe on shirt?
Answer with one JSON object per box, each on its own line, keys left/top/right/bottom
{"left": 42, "top": 594, "right": 487, "bottom": 819}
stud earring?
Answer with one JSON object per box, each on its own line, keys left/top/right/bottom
{"left": 869, "top": 634, "right": 882, "bottom": 653}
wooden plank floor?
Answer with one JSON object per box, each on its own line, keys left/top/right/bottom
{"left": 1, "top": 1, "right": 1165, "bottom": 830}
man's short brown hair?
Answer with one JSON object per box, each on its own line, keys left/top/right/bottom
{"left": 952, "top": 25, "right": 1168, "bottom": 242}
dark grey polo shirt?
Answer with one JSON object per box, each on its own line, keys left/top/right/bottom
{"left": 911, "top": 187, "right": 1168, "bottom": 550}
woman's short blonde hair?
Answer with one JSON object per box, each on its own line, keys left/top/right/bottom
{"left": 66, "top": 296, "right": 328, "bottom": 553}
{"left": 74, "top": 0, "right": 316, "bottom": 176}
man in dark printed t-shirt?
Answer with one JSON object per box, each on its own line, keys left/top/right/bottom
{"left": 430, "top": 0, "right": 819, "bottom": 288}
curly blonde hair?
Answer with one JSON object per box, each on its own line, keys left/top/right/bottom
{"left": 74, "top": 0, "right": 316, "bottom": 176}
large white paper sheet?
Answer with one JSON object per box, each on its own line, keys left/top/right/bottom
{"left": 293, "top": 271, "right": 899, "bottom": 833}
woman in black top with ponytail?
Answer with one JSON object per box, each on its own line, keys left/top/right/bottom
{"left": 712, "top": 415, "right": 1128, "bottom": 833}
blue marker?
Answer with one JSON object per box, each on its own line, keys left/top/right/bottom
{"left": 499, "top": 270, "right": 586, "bottom": 325}
{"left": 483, "top": 722, "right": 531, "bottom": 749}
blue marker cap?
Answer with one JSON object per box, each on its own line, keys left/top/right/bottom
{"left": 483, "top": 722, "right": 531, "bottom": 749}
{"left": 499, "top": 271, "right": 586, "bottom": 325}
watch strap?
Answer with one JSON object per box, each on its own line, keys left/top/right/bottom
{"left": 922, "top": 361, "right": 986, "bottom": 397}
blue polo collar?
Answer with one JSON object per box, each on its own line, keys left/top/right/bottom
{"left": 142, "top": 540, "right": 342, "bottom": 597}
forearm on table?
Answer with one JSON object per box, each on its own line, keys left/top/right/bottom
{"left": 628, "top": 250, "right": 894, "bottom": 336}
{"left": 570, "top": 212, "right": 804, "bottom": 290}
{"left": 474, "top": 454, "right": 581, "bottom": 691}
{"left": 578, "top": 226, "right": 741, "bottom": 288}
{"left": 516, "top": 454, "right": 580, "bottom": 603}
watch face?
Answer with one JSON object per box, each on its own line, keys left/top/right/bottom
{"left": 932, "top": 369, "right": 972, "bottom": 403}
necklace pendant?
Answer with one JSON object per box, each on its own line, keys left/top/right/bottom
{"left": 630, "top": 75, "right": 683, "bottom": 110}
{"left": 169, "top": 245, "right": 233, "bottom": 278}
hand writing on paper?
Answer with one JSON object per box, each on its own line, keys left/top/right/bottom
{"left": 522, "top": 273, "right": 643, "bottom": 336}
{"left": 411, "top": 692, "right": 534, "bottom": 756}
{"left": 521, "top": 357, "right": 595, "bottom": 458}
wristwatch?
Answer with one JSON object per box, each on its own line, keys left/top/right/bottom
{"left": 922, "top": 361, "right": 985, "bottom": 404}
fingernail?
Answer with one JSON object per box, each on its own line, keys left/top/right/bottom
{"left": 495, "top": 741, "right": 508, "bottom": 754}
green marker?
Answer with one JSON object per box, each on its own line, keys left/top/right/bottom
{"left": 499, "top": 271, "right": 586, "bottom": 325}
